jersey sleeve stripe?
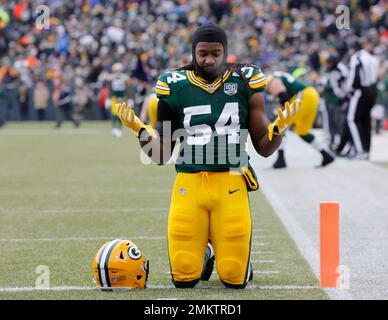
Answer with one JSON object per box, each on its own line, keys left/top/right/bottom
{"left": 156, "top": 80, "right": 169, "bottom": 88}
{"left": 249, "top": 75, "right": 265, "bottom": 84}
{"left": 249, "top": 77, "right": 266, "bottom": 85}
{"left": 249, "top": 78, "right": 266, "bottom": 89}
{"left": 155, "top": 88, "right": 170, "bottom": 96}
{"left": 155, "top": 84, "right": 170, "bottom": 92}
{"left": 249, "top": 73, "right": 265, "bottom": 82}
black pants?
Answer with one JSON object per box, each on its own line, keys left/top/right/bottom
{"left": 55, "top": 103, "right": 79, "bottom": 128}
{"left": 347, "top": 85, "right": 377, "bottom": 154}
{"left": 323, "top": 102, "right": 344, "bottom": 144}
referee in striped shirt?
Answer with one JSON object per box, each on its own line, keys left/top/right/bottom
{"left": 345, "top": 40, "right": 379, "bottom": 159}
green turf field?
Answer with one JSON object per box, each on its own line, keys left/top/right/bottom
{"left": 0, "top": 122, "right": 327, "bottom": 300}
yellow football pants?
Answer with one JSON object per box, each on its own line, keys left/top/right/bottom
{"left": 168, "top": 171, "right": 252, "bottom": 286}
{"left": 290, "top": 86, "right": 320, "bottom": 136}
{"left": 147, "top": 94, "right": 158, "bottom": 128}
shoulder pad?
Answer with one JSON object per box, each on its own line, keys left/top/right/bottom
{"left": 155, "top": 70, "right": 188, "bottom": 97}
{"left": 155, "top": 72, "right": 171, "bottom": 97}
{"left": 234, "top": 65, "right": 266, "bottom": 90}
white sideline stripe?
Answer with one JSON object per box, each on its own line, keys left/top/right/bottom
{"left": 0, "top": 236, "right": 166, "bottom": 242}
{"left": 0, "top": 286, "right": 96, "bottom": 292}
{"left": 251, "top": 251, "right": 273, "bottom": 254}
{"left": 0, "top": 190, "right": 170, "bottom": 196}
{"left": 0, "top": 284, "right": 320, "bottom": 292}
{"left": 0, "top": 129, "right": 101, "bottom": 135}
{"left": 0, "top": 207, "right": 169, "bottom": 214}
{"left": 251, "top": 260, "right": 275, "bottom": 263}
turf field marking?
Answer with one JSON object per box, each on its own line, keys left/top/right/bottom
{"left": 0, "top": 236, "right": 166, "bottom": 242}
{"left": 0, "top": 286, "right": 96, "bottom": 292}
{"left": 0, "top": 190, "right": 170, "bottom": 196}
{"left": 253, "top": 271, "right": 279, "bottom": 274}
{"left": 0, "top": 284, "right": 320, "bottom": 292}
{"left": 211, "top": 270, "right": 279, "bottom": 275}
{"left": 248, "top": 285, "right": 319, "bottom": 290}
{"left": 251, "top": 251, "right": 273, "bottom": 254}
{"left": 252, "top": 242, "right": 270, "bottom": 246}
{"left": 0, "top": 129, "right": 101, "bottom": 135}
{"left": 252, "top": 235, "right": 266, "bottom": 239}
{"left": 0, "top": 207, "right": 169, "bottom": 214}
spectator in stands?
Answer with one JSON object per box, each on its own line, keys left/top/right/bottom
{"left": 18, "top": 83, "right": 29, "bottom": 121}
{"left": 33, "top": 80, "right": 49, "bottom": 121}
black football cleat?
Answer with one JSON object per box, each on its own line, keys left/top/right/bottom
{"left": 272, "top": 153, "right": 287, "bottom": 169}
{"left": 319, "top": 149, "right": 335, "bottom": 167}
{"left": 201, "top": 242, "right": 215, "bottom": 281}
{"left": 248, "top": 262, "right": 253, "bottom": 281}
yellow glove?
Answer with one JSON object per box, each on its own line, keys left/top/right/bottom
{"left": 268, "top": 99, "right": 301, "bottom": 141}
{"left": 113, "top": 102, "right": 157, "bottom": 138}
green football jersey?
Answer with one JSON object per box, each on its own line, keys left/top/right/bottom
{"left": 155, "top": 66, "right": 266, "bottom": 173}
{"left": 111, "top": 73, "right": 129, "bottom": 98}
{"left": 273, "top": 71, "right": 308, "bottom": 97}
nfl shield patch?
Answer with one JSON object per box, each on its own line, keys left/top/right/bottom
{"left": 224, "top": 83, "right": 238, "bottom": 96}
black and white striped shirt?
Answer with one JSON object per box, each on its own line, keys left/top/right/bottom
{"left": 346, "top": 49, "right": 379, "bottom": 91}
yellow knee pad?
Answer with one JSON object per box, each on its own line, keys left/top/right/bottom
{"left": 170, "top": 250, "right": 202, "bottom": 282}
{"left": 217, "top": 258, "right": 245, "bottom": 285}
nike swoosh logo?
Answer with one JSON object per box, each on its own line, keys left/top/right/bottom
{"left": 229, "top": 189, "right": 240, "bottom": 194}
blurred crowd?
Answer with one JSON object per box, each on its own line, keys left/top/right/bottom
{"left": 0, "top": 0, "right": 387, "bottom": 127}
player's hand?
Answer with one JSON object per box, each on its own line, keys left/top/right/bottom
{"left": 113, "top": 102, "right": 156, "bottom": 138}
{"left": 268, "top": 99, "right": 301, "bottom": 141}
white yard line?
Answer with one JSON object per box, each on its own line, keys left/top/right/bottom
{"left": 252, "top": 235, "right": 266, "bottom": 239}
{"left": 0, "top": 190, "right": 170, "bottom": 196}
{"left": 0, "top": 236, "right": 166, "bottom": 242}
{"left": 0, "top": 284, "right": 320, "bottom": 292}
{"left": 211, "top": 270, "right": 279, "bottom": 275}
{"left": 252, "top": 228, "right": 265, "bottom": 232}
{"left": 252, "top": 242, "right": 270, "bottom": 246}
{"left": 0, "top": 129, "right": 101, "bottom": 135}
{"left": 0, "top": 207, "right": 169, "bottom": 214}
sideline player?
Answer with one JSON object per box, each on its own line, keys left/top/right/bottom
{"left": 266, "top": 71, "right": 335, "bottom": 168}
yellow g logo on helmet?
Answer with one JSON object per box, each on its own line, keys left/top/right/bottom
{"left": 92, "top": 239, "right": 149, "bottom": 290}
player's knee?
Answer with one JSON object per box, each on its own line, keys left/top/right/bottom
{"left": 170, "top": 251, "right": 202, "bottom": 284}
{"left": 217, "top": 258, "right": 245, "bottom": 285}
{"left": 172, "top": 251, "right": 200, "bottom": 274}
